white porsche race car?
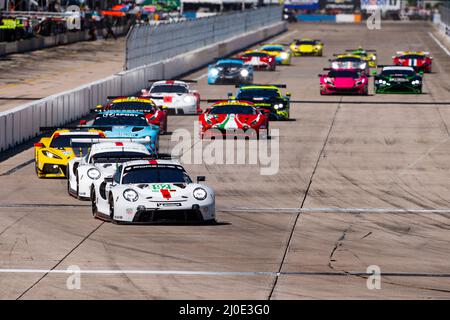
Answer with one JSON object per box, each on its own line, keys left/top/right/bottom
{"left": 67, "top": 139, "right": 151, "bottom": 200}
{"left": 90, "top": 159, "right": 216, "bottom": 224}
{"left": 140, "top": 80, "right": 201, "bottom": 115}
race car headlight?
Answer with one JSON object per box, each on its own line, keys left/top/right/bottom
{"left": 331, "top": 62, "right": 339, "bottom": 69}
{"left": 280, "top": 52, "right": 288, "bottom": 59}
{"left": 210, "top": 68, "right": 219, "bottom": 76}
{"left": 274, "top": 103, "right": 284, "bottom": 110}
{"left": 193, "top": 187, "right": 207, "bottom": 200}
{"left": 87, "top": 168, "right": 101, "bottom": 180}
{"left": 412, "top": 80, "right": 421, "bottom": 85}
{"left": 123, "top": 189, "right": 139, "bottom": 202}
{"left": 325, "top": 77, "right": 334, "bottom": 85}
{"left": 183, "top": 95, "right": 195, "bottom": 104}
{"left": 42, "top": 150, "right": 62, "bottom": 159}
{"left": 240, "top": 69, "right": 249, "bottom": 77}
{"left": 360, "top": 63, "right": 367, "bottom": 69}
{"left": 371, "top": 55, "right": 377, "bottom": 61}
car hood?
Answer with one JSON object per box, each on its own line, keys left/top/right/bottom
{"left": 204, "top": 114, "right": 260, "bottom": 129}
{"left": 334, "top": 77, "right": 357, "bottom": 88}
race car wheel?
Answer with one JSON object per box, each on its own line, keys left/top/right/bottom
{"left": 91, "top": 188, "right": 97, "bottom": 217}
{"left": 76, "top": 174, "right": 80, "bottom": 200}
{"left": 109, "top": 195, "right": 115, "bottom": 221}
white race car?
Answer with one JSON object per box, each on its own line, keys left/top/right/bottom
{"left": 90, "top": 159, "right": 215, "bottom": 224}
{"left": 140, "top": 80, "right": 201, "bottom": 115}
{"left": 67, "top": 139, "right": 151, "bottom": 200}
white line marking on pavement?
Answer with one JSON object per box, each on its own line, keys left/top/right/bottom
{"left": 428, "top": 32, "right": 450, "bottom": 56}
{"left": 270, "top": 30, "right": 298, "bottom": 43}
{"left": 219, "top": 207, "right": 450, "bottom": 214}
{"left": 193, "top": 72, "right": 208, "bottom": 81}
{"left": 0, "top": 269, "right": 449, "bottom": 277}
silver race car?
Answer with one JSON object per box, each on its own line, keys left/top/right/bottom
{"left": 141, "top": 80, "right": 201, "bottom": 115}
{"left": 90, "top": 159, "right": 216, "bottom": 224}
{"left": 67, "top": 138, "right": 152, "bottom": 200}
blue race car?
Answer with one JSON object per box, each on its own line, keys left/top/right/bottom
{"left": 81, "top": 110, "right": 160, "bottom": 155}
{"left": 208, "top": 59, "right": 253, "bottom": 85}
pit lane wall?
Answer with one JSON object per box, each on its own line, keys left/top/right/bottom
{"left": 434, "top": 5, "right": 450, "bottom": 43}
{"left": 0, "top": 19, "right": 286, "bottom": 152}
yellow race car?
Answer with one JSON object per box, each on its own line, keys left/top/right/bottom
{"left": 260, "top": 44, "right": 292, "bottom": 65}
{"left": 34, "top": 129, "right": 104, "bottom": 178}
{"left": 289, "top": 38, "right": 323, "bottom": 56}
{"left": 345, "top": 47, "right": 377, "bottom": 68}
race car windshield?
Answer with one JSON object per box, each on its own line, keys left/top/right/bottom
{"left": 381, "top": 69, "right": 416, "bottom": 77}
{"left": 217, "top": 63, "right": 243, "bottom": 68}
{"left": 109, "top": 102, "right": 155, "bottom": 111}
{"left": 92, "top": 152, "right": 149, "bottom": 163}
{"left": 328, "top": 70, "right": 361, "bottom": 78}
{"left": 150, "top": 85, "right": 188, "bottom": 94}
{"left": 93, "top": 115, "right": 149, "bottom": 126}
{"left": 295, "top": 41, "right": 315, "bottom": 45}
{"left": 209, "top": 105, "right": 256, "bottom": 115}
{"left": 237, "top": 89, "right": 281, "bottom": 99}
{"left": 122, "top": 166, "right": 191, "bottom": 184}
{"left": 337, "top": 57, "right": 361, "bottom": 62}
{"left": 263, "top": 47, "right": 283, "bottom": 51}
{"left": 243, "top": 53, "right": 268, "bottom": 57}
{"left": 50, "top": 134, "right": 102, "bottom": 148}
{"left": 400, "top": 55, "right": 425, "bottom": 59}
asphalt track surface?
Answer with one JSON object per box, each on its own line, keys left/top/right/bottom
{"left": 0, "top": 22, "right": 450, "bottom": 299}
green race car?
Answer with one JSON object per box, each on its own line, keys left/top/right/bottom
{"left": 232, "top": 84, "right": 291, "bottom": 120}
{"left": 345, "top": 47, "right": 377, "bottom": 68}
{"left": 373, "top": 66, "right": 423, "bottom": 94}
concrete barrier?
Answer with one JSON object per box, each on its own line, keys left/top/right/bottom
{"left": 0, "top": 21, "right": 287, "bottom": 152}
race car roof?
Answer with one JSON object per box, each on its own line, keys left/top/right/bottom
{"left": 122, "top": 159, "right": 182, "bottom": 167}
{"left": 216, "top": 59, "right": 244, "bottom": 65}
{"left": 90, "top": 142, "right": 150, "bottom": 154}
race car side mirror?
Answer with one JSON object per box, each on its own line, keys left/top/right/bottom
{"left": 96, "top": 104, "right": 103, "bottom": 109}
{"left": 419, "top": 71, "right": 424, "bottom": 75}
{"left": 104, "top": 177, "right": 113, "bottom": 184}
{"left": 286, "top": 92, "right": 291, "bottom": 97}
{"left": 227, "top": 92, "right": 233, "bottom": 97}
{"left": 161, "top": 106, "right": 169, "bottom": 110}
{"left": 79, "top": 120, "right": 87, "bottom": 125}
{"left": 371, "top": 70, "right": 377, "bottom": 75}
{"left": 197, "top": 176, "right": 206, "bottom": 183}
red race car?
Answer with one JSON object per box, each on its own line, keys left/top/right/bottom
{"left": 392, "top": 51, "right": 432, "bottom": 73}
{"left": 98, "top": 96, "right": 168, "bottom": 134}
{"left": 237, "top": 50, "right": 276, "bottom": 71}
{"left": 199, "top": 100, "right": 269, "bottom": 139}
{"left": 319, "top": 69, "right": 369, "bottom": 95}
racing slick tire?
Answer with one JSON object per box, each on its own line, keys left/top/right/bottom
{"left": 91, "top": 188, "right": 97, "bottom": 217}
{"left": 109, "top": 194, "right": 116, "bottom": 223}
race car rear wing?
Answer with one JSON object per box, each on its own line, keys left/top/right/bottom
{"left": 39, "top": 126, "right": 94, "bottom": 132}
{"left": 70, "top": 137, "right": 151, "bottom": 145}
{"left": 148, "top": 79, "right": 198, "bottom": 83}
{"left": 345, "top": 49, "right": 377, "bottom": 52}
{"left": 235, "top": 84, "right": 287, "bottom": 88}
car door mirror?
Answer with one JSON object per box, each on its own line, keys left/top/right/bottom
{"left": 197, "top": 176, "right": 206, "bottom": 183}
{"left": 286, "top": 92, "right": 291, "bottom": 97}
{"left": 104, "top": 177, "right": 113, "bottom": 184}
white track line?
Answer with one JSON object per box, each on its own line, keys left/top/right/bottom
{"left": 219, "top": 207, "right": 450, "bottom": 214}
{"left": 193, "top": 72, "right": 208, "bottom": 81}
{"left": 1, "top": 269, "right": 449, "bottom": 277}
{"left": 428, "top": 32, "right": 450, "bottom": 56}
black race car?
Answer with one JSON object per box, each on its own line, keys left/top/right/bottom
{"left": 207, "top": 59, "right": 254, "bottom": 85}
{"left": 373, "top": 66, "right": 423, "bottom": 94}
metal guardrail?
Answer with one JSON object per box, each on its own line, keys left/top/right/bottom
{"left": 125, "top": 6, "right": 283, "bottom": 70}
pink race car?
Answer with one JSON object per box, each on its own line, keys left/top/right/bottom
{"left": 319, "top": 69, "right": 369, "bottom": 95}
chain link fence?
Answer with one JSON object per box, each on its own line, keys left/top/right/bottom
{"left": 125, "top": 6, "right": 282, "bottom": 70}
{"left": 441, "top": 3, "right": 450, "bottom": 27}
